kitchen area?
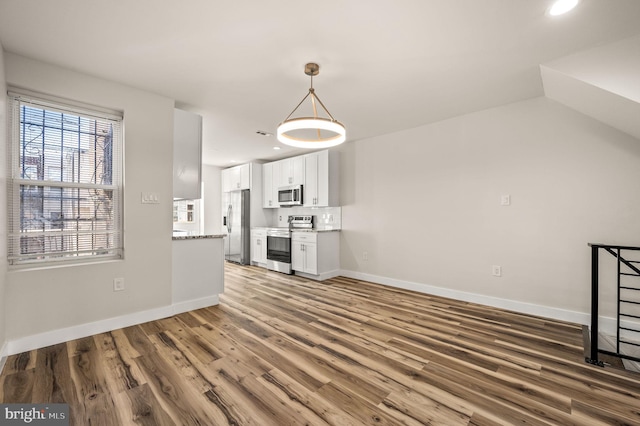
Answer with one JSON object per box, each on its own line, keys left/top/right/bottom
{"left": 172, "top": 108, "right": 343, "bottom": 315}
{"left": 221, "top": 149, "right": 342, "bottom": 281}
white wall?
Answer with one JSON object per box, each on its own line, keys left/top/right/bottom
{"left": 172, "top": 238, "right": 224, "bottom": 305}
{"left": 0, "top": 44, "right": 8, "bottom": 364}
{"left": 338, "top": 96, "right": 640, "bottom": 323}
{"left": 4, "top": 53, "right": 175, "bottom": 346}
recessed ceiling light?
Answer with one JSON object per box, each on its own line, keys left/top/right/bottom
{"left": 548, "top": 0, "right": 579, "bottom": 16}
{"left": 273, "top": 146, "right": 281, "bottom": 150}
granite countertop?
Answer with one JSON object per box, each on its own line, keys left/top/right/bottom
{"left": 250, "top": 227, "right": 341, "bottom": 233}
{"left": 172, "top": 234, "right": 226, "bottom": 240}
{"left": 292, "top": 228, "right": 341, "bottom": 233}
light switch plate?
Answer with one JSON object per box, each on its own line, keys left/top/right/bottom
{"left": 141, "top": 192, "right": 159, "bottom": 204}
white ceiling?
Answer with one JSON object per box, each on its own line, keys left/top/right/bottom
{"left": 1, "top": 0, "right": 640, "bottom": 167}
{"left": 541, "top": 34, "right": 640, "bottom": 140}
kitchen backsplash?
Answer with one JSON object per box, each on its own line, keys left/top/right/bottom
{"left": 274, "top": 206, "right": 342, "bottom": 230}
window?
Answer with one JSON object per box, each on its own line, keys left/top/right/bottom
{"left": 7, "top": 92, "right": 123, "bottom": 265}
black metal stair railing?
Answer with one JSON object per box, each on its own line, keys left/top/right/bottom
{"left": 587, "top": 243, "right": 640, "bottom": 367}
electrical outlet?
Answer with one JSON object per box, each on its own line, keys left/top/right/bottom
{"left": 500, "top": 195, "right": 511, "bottom": 206}
{"left": 113, "top": 277, "right": 125, "bottom": 291}
{"left": 492, "top": 265, "right": 502, "bottom": 277}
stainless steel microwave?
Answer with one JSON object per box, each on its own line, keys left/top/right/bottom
{"left": 278, "top": 185, "right": 303, "bottom": 206}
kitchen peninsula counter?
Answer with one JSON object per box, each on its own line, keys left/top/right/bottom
{"left": 172, "top": 233, "right": 226, "bottom": 240}
{"left": 172, "top": 233, "right": 225, "bottom": 313}
{"left": 291, "top": 228, "right": 341, "bottom": 233}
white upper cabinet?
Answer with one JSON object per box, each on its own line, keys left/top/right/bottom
{"left": 262, "top": 162, "right": 276, "bottom": 208}
{"left": 222, "top": 163, "right": 250, "bottom": 192}
{"left": 304, "top": 150, "right": 339, "bottom": 207}
{"left": 262, "top": 150, "right": 339, "bottom": 208}
{"left": 173, "top": 108, "right": 202, "bottom": 200}
{"left": 278, "top": 156, "right": 305, "bottom": 187}
{"left": 263, "top": 161, "right": 283, "bottom": 209}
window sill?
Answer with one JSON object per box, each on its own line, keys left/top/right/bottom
{"left": 8, "top": 256, "right": 124, "bottom": 273}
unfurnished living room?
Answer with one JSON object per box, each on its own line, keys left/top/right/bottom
{"left": 1, "top": 0, "right": 640, "bottom": 425}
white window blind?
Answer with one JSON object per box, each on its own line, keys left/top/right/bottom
{"left": 7, "top": 92, "right": 124, "bottom": 265}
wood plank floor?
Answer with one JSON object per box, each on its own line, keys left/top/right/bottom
{"left": 2, "top": 263, "right": 640, "bottom": 425}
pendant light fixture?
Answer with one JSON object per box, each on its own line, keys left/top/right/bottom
{"left": 277, "top": 63, "right": 346, "bottom": 148}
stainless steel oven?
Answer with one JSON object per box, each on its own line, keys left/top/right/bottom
{"left": 266, "top": 228, "right": 292, "bottom": 274}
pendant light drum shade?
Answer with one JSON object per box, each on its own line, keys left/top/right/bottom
{"left": 277, "top": 117, "right": 346, "bottom": 148}
{"left": 277, "top": 63, "right": 346, "bottom": 148}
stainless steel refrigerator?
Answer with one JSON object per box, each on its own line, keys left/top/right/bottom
{"left": 224, "top": 189, "right": 250, "bottom": 264}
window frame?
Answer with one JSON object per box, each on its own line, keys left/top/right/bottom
{"left": 7, "top": 90, "right": 124, "bottom": 267}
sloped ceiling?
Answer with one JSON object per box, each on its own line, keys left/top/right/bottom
{"left": 541, "top": 35, "right": 640, "bottom": 140}
{"left": 1, "top": 1, "right": 640, "bottom": 166}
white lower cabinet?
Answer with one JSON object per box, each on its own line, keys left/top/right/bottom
{"left": 291, "top": 231, "right": 339, "bottom": 280}
{"left": 292, "top": 233, "right": 317, "bottom": 274}
{"left": 251, "top": 229, "right": 267, "bottom": 266}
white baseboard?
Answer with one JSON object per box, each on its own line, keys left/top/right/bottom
{"left": 0, "top": 341, "right": 8, "bottom": 375}
{"left": 172, "top": 295, "right": 219, "bottom": 316}
{"left": 340, "top": 269, "right": 590, "bottom": 326}
{"left": 6, "top": 295, "right": 220, "bottom": 356}
{"left": 296, "top": 269, "right": 341, "bottom": 282}
{"left": 319, "top": 269, "right": 341, "bottom": 281}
